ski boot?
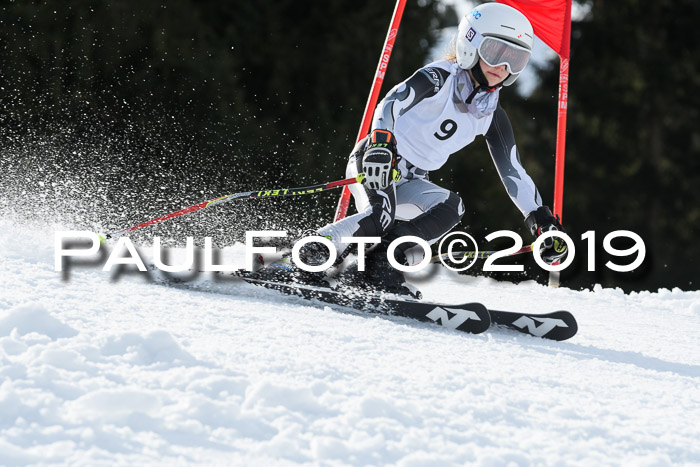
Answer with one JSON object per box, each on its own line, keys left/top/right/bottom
{"left": 338, "top": 243, "right": 422, "bottom": 299}
{"left": 248, "top": 236, "right": 334, "bottom": 288}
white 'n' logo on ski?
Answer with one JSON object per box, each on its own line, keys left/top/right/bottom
{"left": 426, "top": 307, "right": 481, "bottom": 329}
{"left": 512, "top": 316, "right": 568, "bottom": 337}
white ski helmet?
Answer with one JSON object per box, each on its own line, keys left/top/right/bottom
{"left": 456, "top": 2, "right": 534, "bottom": 86}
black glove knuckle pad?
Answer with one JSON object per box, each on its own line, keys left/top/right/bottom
{"left": 525, "top": 206, "right": 568, "bottom": 265}
{"left": 362, "top": 130, "right": 397, "bottom": 190}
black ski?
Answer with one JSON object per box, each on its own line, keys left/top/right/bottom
{"left": 489, "top": 309, "right": 578, "bottom": 341}
{"left": 243, "top": 276, "right": 491, "bottom": 334}
{"left": 158, "top": 265, "right": 577, "bottom": 341}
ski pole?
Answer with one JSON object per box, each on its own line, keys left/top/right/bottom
{"left": 103, "top": 174, "right": 365, "bottom": 241}
{"left": 431, "top": 244, "right": 533, "bottom": 263}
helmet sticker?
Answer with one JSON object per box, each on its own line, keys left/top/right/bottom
{"left": 466, "top": 27, "right": 476, "bottom": 42}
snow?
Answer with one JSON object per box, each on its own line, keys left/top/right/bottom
{"left": 1, "top": 218, "right": 699, "bottom": 465}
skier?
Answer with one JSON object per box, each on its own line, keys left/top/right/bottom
{"left": 256, "top": 3, "right": 568, "bottom": 295}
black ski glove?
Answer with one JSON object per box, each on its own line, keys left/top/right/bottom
{"left": 525, "top": 206, "right": 568, "bottom": 265}
{"left": 362, "top": 129, "right": 400, "bottom": 190}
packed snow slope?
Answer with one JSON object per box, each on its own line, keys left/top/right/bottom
{"left": 1, "top": 218, "right": 700, "bottom": 465}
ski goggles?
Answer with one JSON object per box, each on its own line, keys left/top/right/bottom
{"left": 467, "top": 27, "right": 531, "bottom": 74}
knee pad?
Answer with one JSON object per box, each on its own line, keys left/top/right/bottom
{"left": 436, "top": 191, "right": 465, "bottom": 226}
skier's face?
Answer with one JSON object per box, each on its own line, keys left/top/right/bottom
{"left": 479, "top": 59, "right": 508, "bottom": 87}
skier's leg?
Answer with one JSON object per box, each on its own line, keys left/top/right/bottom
{"left": 386, "top": 175, "right": 465, "bottom": 265}
{"left": 339, "top": 174, "right": 463, "bottom": 295}
{"left": 313, "top": 139, "right": 397, "bottom": 261}
{"left": 251, "top": 141, "right": 399, "bottom": 284}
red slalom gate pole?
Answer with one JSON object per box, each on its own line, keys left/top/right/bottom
{"left": 333, "top": 0, "right": 407, "bottom": 222}
{"left": 552, "top": 57, "right": 570, "bottom": 224}
{"left": 549, "top": 19, "right": 572, "bottom": 288}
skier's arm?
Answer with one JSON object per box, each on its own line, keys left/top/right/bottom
{"left": 484, "top": 104, "right": 543, "bottom": 217}
{"left": 372, "top": 66, "right": 450, "bottom": 132}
